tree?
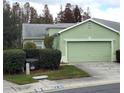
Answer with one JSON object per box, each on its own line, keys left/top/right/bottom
{"left": 82, "top": 7, "right": 91, "bottom": 21}
{"left": 11, "top": 12, "right": 22, "bottom": 48}
{"left": 66, "top": 3, "right": 72, "bottom": 9}
{"left": 12, "top": 2, "right": 22, "bottom": 47}
{"left": 32, "top": 16, "right": 43, "bottom": 24}
{"left": 3, "top": 0, "right": 10, "bottom": 11}
{"left": 73, "top": 5, "right": 82, "bottom": 22}
{"left": 23, "top": 2, "right": 31, "bottom": 23}
{"left": 12, "top": 2, "right": 21, "bottom": 17}
{"left": 58, "top": 3, "right": 75, "bottom": 23}
{"left": 42, "top": 4, "right": 53, "bottom": 24}
{"left": 30, "top": 6, "right": 38, "bottom": 23}
{"left": 44, "top": 35, "right": 54, "bottom": 48}
{"left": 57, "top": 4, "right": 91, "bottom": 23}
{"left": 3, "top": 2, "right": 12, "bottom": 49}
{"left": 3, "top": 1, "right": 22, "bottom": 49}
{"left": 57, "top": 5, "right": 64, "bottom": 23}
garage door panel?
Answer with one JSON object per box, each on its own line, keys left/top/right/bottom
{"left": 67, "top": 41, "right": 111, "bottom": 62}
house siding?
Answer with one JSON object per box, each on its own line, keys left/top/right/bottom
{"left": 55, "top": 21, "right": 119, "bottom": 62}
{"left": 53, "top": 36, "right": 60, "bottom": 49}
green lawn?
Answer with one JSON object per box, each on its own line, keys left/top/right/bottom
{"left": 4, "top": 65, "right": 90, "bottom": 85}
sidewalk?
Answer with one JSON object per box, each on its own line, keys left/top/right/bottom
{"left": 3, "top": 76, "right": 119, "bottom": 93}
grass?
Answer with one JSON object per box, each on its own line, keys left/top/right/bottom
{"left": 4, "top": 65, "right": 90, "bottom": 85}
{"left": 4, "top": 74, "right": 37, "bottom": 84}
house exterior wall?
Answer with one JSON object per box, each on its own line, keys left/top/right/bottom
{"left": 55, "top": 21, "right": 119, "bottom": 62}
{"left": 53, "top": 36, "right": 60, "bottom": 49}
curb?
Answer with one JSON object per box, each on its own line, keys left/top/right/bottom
{"left": 15, "top": 79, "right": 119, "bottom": 93}
{"left": 44, "top": 80, "right": 120, "bottom": 93}
{"left": 7, "top": 79, "right": 120, "bottom": 93}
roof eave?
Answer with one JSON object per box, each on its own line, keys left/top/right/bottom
{"left": 91, "top": 19, "right": 120, "bottom": 34}
{"left": 58, "top": 18, "right": 120, "bottom": 34}
{"left": 58, "top": 19, "right": 91, "bottom": 34}
{"left": 22, "top": 37, "right": 44, "bottom": 40}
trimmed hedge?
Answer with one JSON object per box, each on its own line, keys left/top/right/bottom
{"left": 3, "top": 49, "right": 26, "bottom": 74}
{"left": 23, "top": 49, "right": 40, "bottom": 69}
{"left": 23, "top": 49, "right": 62, "bottom": 70}
{"left": 23, "top": 49, "right": 39, "bottom": 58}
{"left": 116, "top": 49, "right": 120, "bottom": 63}
{"left": 39, "top": 49, "right": 61, "bottom": 70}
{"left": 23, "top": 42, "right": 36, "bottom": 49}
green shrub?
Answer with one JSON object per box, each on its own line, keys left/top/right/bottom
{"left": 23, "top": 49, "right": 40, "bottom": 69}
{"left": 23, "top": 49, "right": 39, "bottom": 58}
{"left": 3, "top": 49, "right": 26, "bottom": 74}
{"left": 39, "top": 49, "right": 61, "bottom": 70}
{"left": 23, "top": 42, "right": 36, "bottom": 49}
{"left": 44, "top": 36, "right": 54, "bottom": 48}
{"left": 116, "top": 49, "right": 120, "bottom": 63}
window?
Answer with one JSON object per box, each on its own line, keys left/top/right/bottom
{"left": 33, "top": 40, "right": 44, "bottom": 49}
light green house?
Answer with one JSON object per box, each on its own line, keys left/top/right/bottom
{"left": 49, "top": 18, "right": 120, "bottom": 62}
{"left": 22, "top": 23, "right": 74, "bottom": 49}
{"left": 22, "top": 18, "right": 120, "bottom": 63}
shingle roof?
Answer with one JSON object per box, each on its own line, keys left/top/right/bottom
{"left": 22, "top": 18, "right": 120, "bottom": 40}
{"left": 22, "top": 23, "right": 75, "bottom": 39}
{"left": 92, "top": 18, "right": 120, "bottom": 31}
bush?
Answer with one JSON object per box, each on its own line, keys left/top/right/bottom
{"left": 23, "top": 42, "right": 36, "bottom": 49}
{"left": 44, "top": 36, "right": 54, "bottom": 48}
{"left": 39, "top": 49, "right": 61, "bottom": 70}
{"left": 3, "top": 49, "right": 26, "bottom": 74}
{"left": 23, "top": 49, "right": 40, "bottom": 69}
{"left": 23, "top": 49, "right": 39, "bottom": 58}
{"left": 116, "top": 49, "right": 120, "bottom": 63}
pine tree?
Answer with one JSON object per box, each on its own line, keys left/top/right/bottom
{"left": 57, "top": 5, "right": 64, "bottom": 23}
{"left": 60, "top": 3, "right": 75, "bottom": 23}
{"left": 12, "top": 2, "right": 22, "bottom": 48}
{"left": 73, "top": 5, "right": 82, "bottom": 22}
{"left": 30, "top": 6, "right": 38, "bottom": 23}
{"left": 12, "top": 2, "right": 21, "bottom": 17}
{"left": 3, "top": 1, "right": 22, "bottom": 49}
{"left": 23, "top": 2, "right": 31, "bottom": 23}
{"left": 42, "top": 4, "right": 53, "bottom": 24}
{"left": 3, "top": 2, "right": 12, "bottom": 49}
{"left": 3, "top": 2, "right": 22, "bottom": 49}
{"left": 82, "top": 7, "right": 91, "bottom": 21}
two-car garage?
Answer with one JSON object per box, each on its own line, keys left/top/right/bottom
{"left": 54, "top": 18, "right": 119, "bottom": 62}
{"left": 67, "top": 41, "right": 112, "bottom": 62}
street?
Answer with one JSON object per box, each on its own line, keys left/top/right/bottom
{"left": 48, "top": 83, "right": 120, "bottom": 93}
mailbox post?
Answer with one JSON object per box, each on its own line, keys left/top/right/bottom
{"left": 26, "top": 62, "right": 30, "bottom": 75}
{"left": 26, "top": 58, "right": 38, "bottom": 75}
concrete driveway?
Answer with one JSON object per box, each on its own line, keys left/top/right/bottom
{"left": 71, "top": 62, "right": 120, "bottom": 80}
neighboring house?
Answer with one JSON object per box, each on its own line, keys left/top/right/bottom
{"left": 22, "top": 18, "right": 120, "bottom": 63}
{"left": 22, "top": 23, "right": 75, "bottom": 48}
{"left": 51, "top": 18, "right": 120, "bottom": 62}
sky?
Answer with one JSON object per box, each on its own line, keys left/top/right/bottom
{"left": 8, "top": 0, "right": 120, "bottom": 22}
